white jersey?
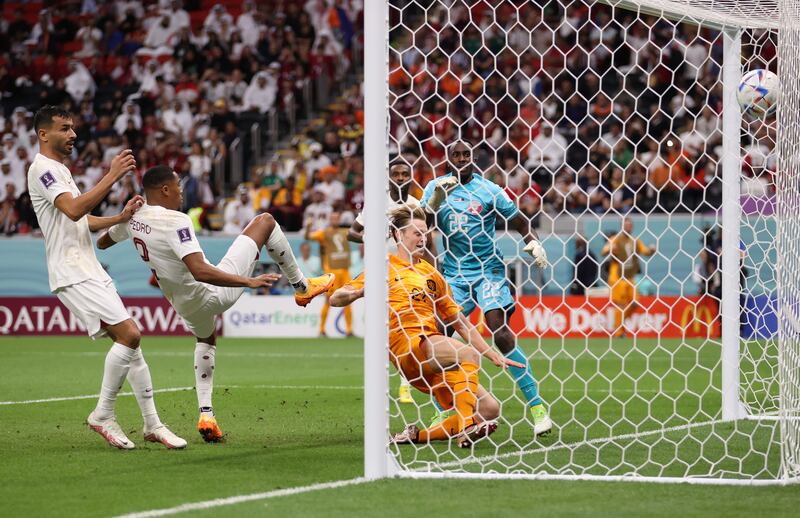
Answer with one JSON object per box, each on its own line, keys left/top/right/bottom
{"left": 27, "top": 153, "right": 111, "bottom": 292}
{"left": 354, "top": 193, "right": 420, "bottom": 226}
{"left": 108, "top": 203, "right": 209, "bottom": 315}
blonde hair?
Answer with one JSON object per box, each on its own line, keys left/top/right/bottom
{"left": 389, "top": 205, "right": 427, "bottom": 243}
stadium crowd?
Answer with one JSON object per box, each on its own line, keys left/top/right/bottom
{"left": 0, "top": 0, "right": 778, "bottom": 239}
{"left": 388, "top": 0, "right": 777, "bottom": 219}
{"left": 0, "top": 0, "right": 363, "bottom": 235}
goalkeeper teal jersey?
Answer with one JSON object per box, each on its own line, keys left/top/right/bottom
{"left": 421, "top": 172, "right": 519, "bottom": 278}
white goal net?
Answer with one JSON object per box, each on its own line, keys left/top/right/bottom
{"left": 362, "top": 0, "right": 800, "bottom": 484}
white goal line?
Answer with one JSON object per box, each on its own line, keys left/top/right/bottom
{"left": 420, "top": 417, "right": 732, "bottom": 471}
{"left": 0, "top": 384, "right": 362, "bottom": 406}
{"left": 0, "top": 386, "right": 195, "bottom": 406}
{"left": 112, "top": 477, "right": 369, "bottom": 518}
{"left": 0, "top": 383, "right": 723, "bottom": 406}
{"left": 58, "top": 351, "right": 364, "bottom": 359}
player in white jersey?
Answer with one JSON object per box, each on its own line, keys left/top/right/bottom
{"left": 347, "top": 162, "right": 420, "bottom": 243}
{"left": 28, "top": 105, "right": 185, "bottom": 450}
{"left": 347, "top": 162, "right": 423, "bottom": 404}
{"left": 98, "top": 165, "right": 335, "bottom": 442}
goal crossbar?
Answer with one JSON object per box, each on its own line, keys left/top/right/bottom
{"left": 601, "top": 0, "right": 779, "bottom": 29}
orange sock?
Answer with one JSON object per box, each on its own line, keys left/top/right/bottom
{"left": 320, "top": 301, "right": 330, "bottom": 334}
{"left": 344, "top": 304, "right": 352, "bottom": 335}
{"left": 418, "top": 362, "right": 479, "bottom": 442}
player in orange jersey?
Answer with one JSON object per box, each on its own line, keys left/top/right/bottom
{"left": 330, "top": 206, "right": 523, "bottom": 447}
{"left": 306, "top": 211, "right": 353, "bottom": 336}
{"left": 601, "top": 216, "right": 656, "bottom": 336}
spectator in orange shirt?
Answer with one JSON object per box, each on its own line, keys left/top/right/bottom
{"left": 269, "top": 176, "right": 304, "bottom": 231}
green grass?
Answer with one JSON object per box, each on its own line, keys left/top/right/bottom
{"left": 0, "top": 336, "right": 796, "bottom": 517}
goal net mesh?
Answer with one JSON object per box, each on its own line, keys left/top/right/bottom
{"left": 379, "top": 0, "right": 800, "bottom": 482}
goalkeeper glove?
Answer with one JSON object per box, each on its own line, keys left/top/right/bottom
{"left": 425, "top": 176, "right": 459, "bottom": 212}
{"left": 524, "top": 239, "right": 548, "bottom": 269}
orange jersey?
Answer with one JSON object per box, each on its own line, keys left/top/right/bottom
{"left": 606, "top": 234, "right": 650, "bottom": 281}
{"left": 348, "top": 254, "right": 461, "bottom": 358}
{"left": 308, "top": 227, "right": 351, "bottom": 271}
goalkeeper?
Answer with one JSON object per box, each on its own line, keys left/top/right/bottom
{"left": 421, "top": 140, "right": 552, "bottom": 436}
{"left": 331, "top": 207, "right": 522, "bottom": 446}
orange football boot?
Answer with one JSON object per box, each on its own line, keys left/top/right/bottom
{"left": 295, "top": 273, "right": 335, "bottom": 307}
{"left": 198, "top": 414, "right": 224, "bottom": 443}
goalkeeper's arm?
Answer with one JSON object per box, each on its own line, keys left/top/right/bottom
{"left": 510, "top": 213, "right": 548, "bottom": 268}
{"left": 510, "top": 212, "right": 539, "bottom": 245}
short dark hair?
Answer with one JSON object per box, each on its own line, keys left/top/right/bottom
{"left": 448, "top": 139, "right": 472, "bottom": 154}
{"left": 33, "top": 105, "right": 73, "bottom": 132}
{"left": 142, "top": 165, "right": 176, "bottom": 190}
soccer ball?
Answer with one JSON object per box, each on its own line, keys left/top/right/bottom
{"left": 737, "top": 69, "right": 779, "bottom": 117}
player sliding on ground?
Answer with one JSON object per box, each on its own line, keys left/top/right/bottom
{"left": 28, "top": 106, "right": 185, "bottom": 450}
{"left": 347, "top": 161, "right": 422, "bottom": 404}
{"left": 98, "top": 165, "right": 334, "bottom": 442}
{"left": 330, "top": 207, "right": 523, "bottom": 447}
{"left": 421, "top": 140, "right": 552, "bottom": 436}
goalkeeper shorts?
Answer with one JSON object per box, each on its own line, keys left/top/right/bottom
{"left": 447, "top": 270, "right": 515, "bottom": 317}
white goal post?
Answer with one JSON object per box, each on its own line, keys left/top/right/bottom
{"left": 363, "top": 0, "right": 800, "bottom": 484}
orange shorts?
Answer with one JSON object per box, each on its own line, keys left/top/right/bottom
{"left": 389, "top": 332, "right": 455, "bottom": 411}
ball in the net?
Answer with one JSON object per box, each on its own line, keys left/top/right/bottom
{"left": 737, "top": 69, "right": 778, "bottom": 117}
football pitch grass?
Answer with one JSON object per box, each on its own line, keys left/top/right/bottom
{"left": 1, "top": 336, "right": 797, "bottom": 517}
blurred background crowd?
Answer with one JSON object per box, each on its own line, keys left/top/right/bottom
{"left": 388, "top": 1, "right": 776, "bottom": 225}
{"left": 0, "top": 0, "right": 365, "bottom": 236}
{"left": 0, "top": 0, "right": 777, "bottom": 246}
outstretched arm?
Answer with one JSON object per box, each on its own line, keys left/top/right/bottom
{"left": 88, "top": 195, "right": 144, "bottom": 232}
{"left": 330, "top": 283, "right": 364, "bottom": 307}
{"left": 53, "top": 150, "right": 137, "bottom": 222}
{"left": 511, "top": 212, "right": 548, "bottom": 268}
{"left": 509, "top": 212, "right": 538, "bottom": 245}
{"left": 97, "top": 232, "right": 119, "bottom": 250}
{"left": 347, "top": 220, "right": 364, "bottom": 243}
{"left": 449, "top": 313, "right": 524, "bottom": 369}
{"left": 183, "top": 252, "right": 280, "bottom": 289}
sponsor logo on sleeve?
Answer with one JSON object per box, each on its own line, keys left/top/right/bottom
{"left": 39, "top": 171, "right": 56, "bottom": 189}
{"left": 177, "top": 227, "right": 192, "bottom": 243}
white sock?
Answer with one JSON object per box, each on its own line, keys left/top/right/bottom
{"left": 126, "top": 348, "right": 162, "bottom": 430}
{"left": 94, "top": 343, "right": 137, "bottom": 420}
{"left": 400, "top": 378, "right": 411, "bottom": 389}
{"left": 266, "top": 225, "right": 308, "bottom": 292}
{"left": 195, "top": 342, "right": 216, "bottom": 416}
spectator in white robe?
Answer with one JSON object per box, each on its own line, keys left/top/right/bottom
{"left": 242, "top": 71, "right": 277, "bottom": 114}
{"left": 114, "top": 102, "right": 142, "bottom": 136}
{"left": 65, "top": 61, "right": 96, "bottom": 103}
{"left": 162, "top": 100, "right": 193, "bottom": 141}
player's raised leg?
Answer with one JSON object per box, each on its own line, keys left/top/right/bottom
{"left": 240, "top": 213, "right": 334, "bottom": 306}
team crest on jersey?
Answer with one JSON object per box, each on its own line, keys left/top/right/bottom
{"left": 177, "top": 227, "right": 192, "bottom": 242}
{"left": 426, "top": 279, "right": 437, "bottom": 293}
{"left": 39, "top": 171, "right": 56, "bottom": 189}
{"left": 467, "top": 201, "right": 483, "bottom": 215}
